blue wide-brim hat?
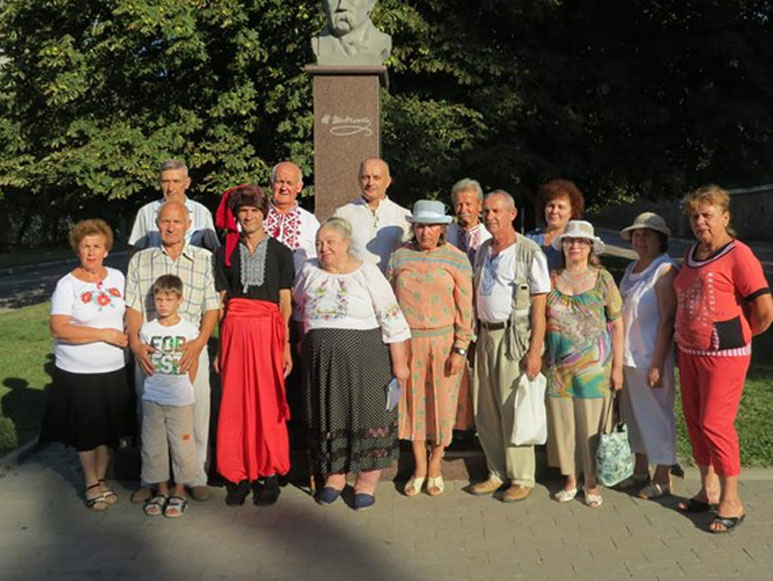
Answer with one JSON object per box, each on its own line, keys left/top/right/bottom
{"left": 407, "top": 199, "right": 453, "bottom": 224}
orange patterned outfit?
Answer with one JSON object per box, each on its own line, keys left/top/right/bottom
{"left": 388, "top": 242, "right": 473, "bottom": 446}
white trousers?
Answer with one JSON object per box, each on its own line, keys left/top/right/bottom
{"left": 620, "top": 365, "right": 676, "bottom": 466}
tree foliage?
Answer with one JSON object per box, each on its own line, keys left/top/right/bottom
{"left": 1, "top": 0, "right": 772, "bottom": 245}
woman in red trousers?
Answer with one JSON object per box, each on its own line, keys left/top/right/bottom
{"left": 673, "top": 184, "right": 772, "bottom": 533}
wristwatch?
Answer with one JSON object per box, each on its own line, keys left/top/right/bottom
{"left": 453, "top": 347, "right": 467, "bottom": 356}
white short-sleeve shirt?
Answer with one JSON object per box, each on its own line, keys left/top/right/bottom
{"left": 139, "top": 318, "right": 199, "bottom": 406}
{"left": 476, "top": 241, "right": 550, "bottom": 322}
{"left": 51, "top": 268, "right": 127, "bottom": 373}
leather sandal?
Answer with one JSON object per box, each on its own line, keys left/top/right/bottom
{"left": 710, "top": 513, "right": 745, "bottom": 533}
{"left": 639, "top": 482, "right": 671, "bottom": 500}
{"left": 164, "top": 495, "right": 188, "bottom": 518}
{"left": 677, "top": 497, "right": 718, "bottom": 513}
{"left": 143, "top": 493, "right": 168, "bottom": 516}
{"left": 84, "top": 483, "right": 108, "bottom": 512}
{"left": 98, "top": 479, "right": 118, "bottom": 506}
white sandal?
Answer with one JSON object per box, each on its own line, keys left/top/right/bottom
{"left": 554, "top": 487, "right": 578, "bottom": 503}
{"left": 404, "top": 476, "right": 425, "bottom": 497}
{"left": 427, "top": 476, "right": 445, "bottom": 497}
{"left": 583, "top": 488, "right": 603, "bottom": 508}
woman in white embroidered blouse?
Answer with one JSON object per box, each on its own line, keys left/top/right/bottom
{"left": 43, "top": 219, "right": 131, "bottom": 512}
{"left": 294, "top": 217, "right": 410, "bottom": 510}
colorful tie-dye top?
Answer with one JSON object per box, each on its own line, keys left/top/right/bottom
{"left": 546, "top": 268, "right": 622, "bottom": 399}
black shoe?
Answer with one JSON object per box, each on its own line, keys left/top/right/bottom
{"left": 225, "top": 479, "right": 250, "bottom": 506}
{"left": 254, "top": 476, "right": 281, "bottom": 506}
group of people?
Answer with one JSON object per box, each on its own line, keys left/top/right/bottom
{"left": 43, "top": 157, "right": 772, "bottom": 533}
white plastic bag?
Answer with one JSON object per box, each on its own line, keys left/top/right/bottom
{"left": 510, "top": 373, "right": 548, "bottom": 446}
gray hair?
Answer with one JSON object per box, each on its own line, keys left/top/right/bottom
{"left": 318, "top": 216, "right": 353, "bottom": 244}
{"left": 159, "top": 159, "right": 188, "bottom": 177}
{"left": 271, "top": 161, "right": 303, "bottom": 185}
{"left": 450, "top": 178, "right": 483, "bottom": 204}
{"left": 484, "top": 189, "right": 516, "bottom": 209}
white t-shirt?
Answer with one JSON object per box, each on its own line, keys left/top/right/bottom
{"left": 293, "top": 260, "right": 412, "bottom": 344}
{"left": 51, "top": 268, "right": 127, "bottom": 373}
{"left": 139, "top": 318, "right": 199, "bottom": 406}
{"left": 476, "top": 241, "right": 551, "bottom": 322}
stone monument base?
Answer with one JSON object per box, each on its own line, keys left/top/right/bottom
{"left": 306, "top": 65, "right": 388, "bottom": 220}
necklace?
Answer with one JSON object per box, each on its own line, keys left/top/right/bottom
{"left": 561, "top": 268, "right": 593, "bottom": 284}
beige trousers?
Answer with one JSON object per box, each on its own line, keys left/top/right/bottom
{"left": 135, "top": 346, "right": 210, "bottom": 487}
{"left": 473, "top": 326, "right": 535, "bottom": 487}
{"left": 547, "top": 395, "right": 612, "bottom": 480}
{"left": 141, "top": 401, "right": 198, "bottom": 485}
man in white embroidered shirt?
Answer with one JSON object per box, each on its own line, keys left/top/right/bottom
{"left": 447, "top": 178, "right": 492, "bottom": 264}
{"left": 333, "top": 157, "right": 410, "bottom": 272}
{"left": 129, "top": 159, "right": 219, "bottom": 252}
{"left": 265, "top": 161, "right": 320, "bottom": 273}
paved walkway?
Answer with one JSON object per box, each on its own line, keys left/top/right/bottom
{"left": 1, "top": 444, "right": 772, "bottom": 580}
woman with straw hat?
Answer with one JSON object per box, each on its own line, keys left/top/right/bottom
{"left": 618, "top": 212, "right": 678, "bottom": 500}
{"left": 544, "top": 220, "right": 624, "bottom": 509}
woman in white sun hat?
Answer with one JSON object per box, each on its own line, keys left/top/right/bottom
{"left": 544, "top": 220, "right": 624, "bottom": 509}
{"left": 387, "top": 200, "right": 473, "bottom": 497}
{"left": 618, "top": 212, "right": 678, "bottom": 500}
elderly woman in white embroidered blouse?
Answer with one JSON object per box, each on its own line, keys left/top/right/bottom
{"left": 43, "top": 219, "right": 131, "bottom": 511}
{"left": 294, "top": 217, "right": 410, "bottom": 511}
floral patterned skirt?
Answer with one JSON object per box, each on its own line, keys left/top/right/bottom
{"left": 302, "top": 327, "right": 398, "bottom": 476}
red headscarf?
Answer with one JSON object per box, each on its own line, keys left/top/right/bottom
{"left": 215, "top": 185, "right": 250, "bottom": 267}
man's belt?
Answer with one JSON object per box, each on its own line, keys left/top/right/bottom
{"left": 479, "top": 320, "right": 509, "bottom": 331}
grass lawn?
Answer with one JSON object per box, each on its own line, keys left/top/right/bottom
{"left": 2, "top": 291, "right": 772, "bottom": 467}
{"left": 0, "top": 303, "right": 53, "bottom": 454}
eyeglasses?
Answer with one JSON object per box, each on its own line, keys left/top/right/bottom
{"left": 562, "top": 237, "right": 591, "bottom": 246}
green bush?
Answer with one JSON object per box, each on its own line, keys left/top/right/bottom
{"left": 0, "top": 416, "right": 18, "bottom": 455}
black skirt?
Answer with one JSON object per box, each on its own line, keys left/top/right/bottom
{"left": 41, "top": 366, "right": 133, "bottom": 452}
{"left": 303, "top": 327, "right": 398, "bottom": 475}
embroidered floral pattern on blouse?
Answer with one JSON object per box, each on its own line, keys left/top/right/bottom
{"left": 265, "top": 205, "right": 301, "bottom": 251}
{"left": 376, "top": 302, "right": 402, "bottom": 324}
{"left": 307, "top": 279, "right": 350, "bottom": 321}
{"left": 80, "top": 287, "right": 121, "bottom": 310}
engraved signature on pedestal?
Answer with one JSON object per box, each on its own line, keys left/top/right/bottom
{"left": 321, "top": 114, "right": 374, "bottom": 137}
